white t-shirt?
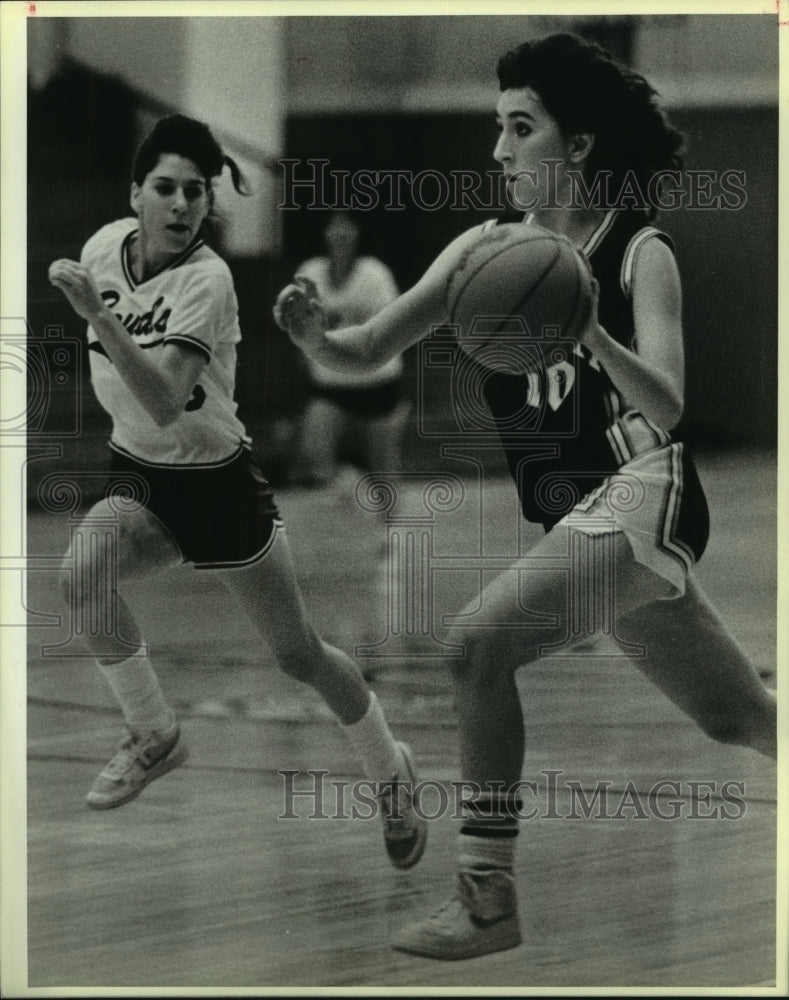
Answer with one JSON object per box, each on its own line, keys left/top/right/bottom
{"left": 82, "top": 218, "right": 250, "bottom": 466}
{"left": 296, "top": 255, "right": 403, "bottom": 389}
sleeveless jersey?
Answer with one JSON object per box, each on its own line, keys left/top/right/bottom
{"left": 480, "top": 209, "right": 707, "bottom": 556}
{"left": 297, "top": 255, "right": 403, "bottom": 388}
{"left": 82, "top": 218, "right": 250, "bottom": 467}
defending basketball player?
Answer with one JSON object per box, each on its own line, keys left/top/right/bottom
{"left": 48, "top": 114, "right": 427, "bottom": 871}
{"left": 275, "top": 34, "right": 776, "bottom": 959}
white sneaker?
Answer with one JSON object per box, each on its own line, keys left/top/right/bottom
{"left": 378, "top": 742, "right": 428, "bottom": 869}
{"left": 86, "top": 722, "right": 187, "bottom": 810}
{"left": 393, "top": 869, "right": 522, "bottom": 959}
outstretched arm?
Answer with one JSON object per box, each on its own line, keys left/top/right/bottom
{"left": 581, "top": 238, "right": 685, "bottom": 430}
{"left": 274, "top": 225, "right": 486, "bottom": 373}
{"left": 49, "top": 258, "right": 207, "bottom": 427}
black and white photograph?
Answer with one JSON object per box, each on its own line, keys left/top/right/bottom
{"left": 1, "top": 0, "right": 785, "bottom": 993}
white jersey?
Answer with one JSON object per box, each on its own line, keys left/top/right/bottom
{"left": 297, "top": 255, "right": 403, "bottom": 388}
{"left": 82, "top": 218, "right": 250, "bottom": 467}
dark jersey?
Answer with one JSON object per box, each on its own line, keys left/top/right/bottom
{"left": 479, "top": 209, "right": 708, "bottom": 561}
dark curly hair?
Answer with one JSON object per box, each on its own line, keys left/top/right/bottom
{"left": 132, "top": 114, "right": 248, "bottom": 195}
{"left": 497, "top": 34, "right": 684, "bottom": 218}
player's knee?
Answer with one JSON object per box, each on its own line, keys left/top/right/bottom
{"left": 58, "top": 543, "right": 96, "bottom": 607}
{"left": 698, "top": 713, "right": 749, "bottom": 747}
{"left": 447, "top": 630, "right": 507, "bottom": 690}
{"left": 59, "top": 543, "right": 118, "bottom": 616}
{"left": 277, "top": 651, "right": 311, "bottom": 684}
{"left": 450, "top": 620, "right": 547, "bottom": 688}
{"left": 701, "top": 695, "right": 775, "bottom": 748}
{"left": 277, "top": 640, "right": 324, "bottom": 685}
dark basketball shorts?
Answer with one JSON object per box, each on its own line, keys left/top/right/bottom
{"left": 310, "top": 376, "right": 403, "bottom": 418}
{"left": 106, "top": 447, "right": 283, "bottom": 569}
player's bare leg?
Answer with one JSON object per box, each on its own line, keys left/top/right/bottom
{"left": 59, "top": 500, "right": 188, "bottom": 809}
{"left": 60, "top": 500, "right": 183, "bottom": 658}
{"left": 616, "top": 574, "right": 776, "bottom": 760}
{"left": 217, "top": 527, "right": 370, "bottom": 721}
{"left": 448, "top": 531, "right": 668, "bottom": 784}
{"left": 219, "top": 528, "right": 427, "bottom": 868}
{"left": 395, "top": 527, "right": 777, "bottom": 957}
{"left": 393, "top": 529, "right": 674, "bottom": 959}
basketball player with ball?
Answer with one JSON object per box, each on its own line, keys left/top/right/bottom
{"left": 275, "top": 34, "right": 776, "bottom": 960}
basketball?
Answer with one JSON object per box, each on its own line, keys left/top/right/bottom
{"left": 445, "top": 224, "right": 593, "bottom": 374}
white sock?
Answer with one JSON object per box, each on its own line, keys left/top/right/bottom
{"left": 342, "top": 692, "right": 401, "bottom": 786}
{"left": 458, "top": 831, "right": 517, "bottom": 872}
{"left": 96, "top": 649, "right": 175, "bottom": 733}
{"left": 457, "top": 832, "right": 517, "bottom": 919}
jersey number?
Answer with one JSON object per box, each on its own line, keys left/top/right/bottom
{"left": 184, "top": 384, "right": 206, "bottom": 412}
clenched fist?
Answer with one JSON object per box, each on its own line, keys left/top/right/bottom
{"left": 49, "top": 260, "right": 106, "bottom": 322}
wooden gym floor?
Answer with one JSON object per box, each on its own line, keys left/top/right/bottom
{"left": 18, "top": 448, "right": 781, "bottom": 991}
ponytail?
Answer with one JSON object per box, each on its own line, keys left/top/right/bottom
{"left": 223, "top": 154, "right": 250, "bottom": 196}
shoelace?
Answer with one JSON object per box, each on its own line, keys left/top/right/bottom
{"left": 416, "top": 875, "right": 513, "bottom": 931}
{"left": 427, "top": 896, "right": 463, "bottom": 926}
{"left": 103, "top": 731, "right": 168, "bottom": 779}
{"left": 103, "top": 735, "right": 143, "bottom": 779}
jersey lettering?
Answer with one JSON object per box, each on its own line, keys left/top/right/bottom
{"left": 546, "top": 360, "right": 575, "bottom": 411}
{"left": 184, "top": 384, "right": 206, "bottom": 412}
{"left": 101, "top": 290, "right": 172, "bottom": 336}
{"left": 85, "top": 218, "right": 248, "bottom": 465}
